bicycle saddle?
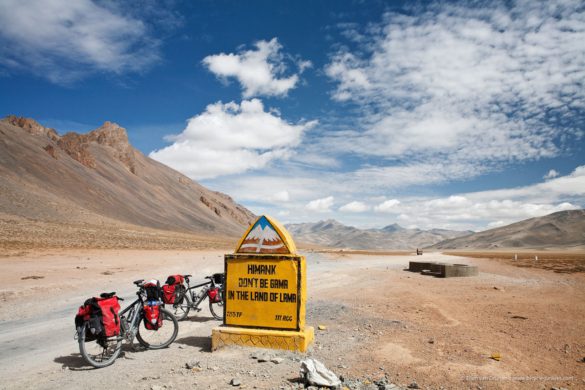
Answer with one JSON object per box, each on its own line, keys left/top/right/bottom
{"left": 100, "top": 292, "right": 116, "bottom": 298}
{"left": 133, "top": 279, "right": 144, "bottom": 286}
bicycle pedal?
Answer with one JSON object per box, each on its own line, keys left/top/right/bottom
{"left": 196, "top": 308, "right": 202, "bottom": 312}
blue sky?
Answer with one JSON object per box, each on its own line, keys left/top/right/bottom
{"left": 1, "top": 0, "right": 584, "bottom": 231}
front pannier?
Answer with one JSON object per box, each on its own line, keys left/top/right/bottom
{"left": 207, "top": 287, "right": 221, "bottom": 303}
{"left": 143, "top": 302, "right": 163, "bottom": 330}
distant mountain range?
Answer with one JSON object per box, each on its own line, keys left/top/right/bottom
{"left": 430, "top": 210, "right": 585, "bottom": 250}
{"left": 286, "top": 220, "right": 473, "bottom": 250}
{"left": 0, "top": 116, "right": 255, "bottom": 247}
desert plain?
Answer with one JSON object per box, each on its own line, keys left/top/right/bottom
{"left": 1, "top": 248, "right": 584, "bottom": 390}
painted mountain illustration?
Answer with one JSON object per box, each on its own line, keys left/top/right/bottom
{"left": 239, "top": 216, "right": 288, "bottom": 254}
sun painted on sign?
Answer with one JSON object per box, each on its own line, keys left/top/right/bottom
{"left": 237, "top": 216, "right": 289, "bottom": 254}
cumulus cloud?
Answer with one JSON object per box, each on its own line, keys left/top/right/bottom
{"left": 203, "top": 38, "right": 310, "bottom": 97}
{"left": 306, "top": 196, "right": 335, "bottom": 212}
{"left": 339, "top": 201, "right": 369, "bottom": 212}
{"left": 374, "top": 199, "right": 401, "bottom": 213}
{"left": 368, "top": 166, "right": 585, "bottom": 229}
{"left": 149, "top": 99, "right": 317, "bottom": 179}
{"left": 0, "top": 0, "right": 162, "bottom": 83}
{"left": 325, "top": 0, "right": 585, "bottom": 183}
{"left": 544, "top": 169, "right": 560, "bottom": 180}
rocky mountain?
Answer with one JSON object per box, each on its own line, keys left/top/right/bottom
{"left": 286, "top": 219, "right": 472, "bottom": 250}
{"left": 431, "top": 210, "right": 585, "bottom": 250}
{"left": 0, "top": 116, "right": 255, "bottom": 248}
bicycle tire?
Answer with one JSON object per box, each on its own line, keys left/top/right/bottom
{"left": 78, "top": 326, "right": 122, "bottom": 368}
{"left": 135, "top": 307, "right": 178, "bottom": 349}
{"left": 209, "top": 290, "right": 224, "bottom": 320}
{"left": 170, "top": 289, "right": 191, "bottom": 321}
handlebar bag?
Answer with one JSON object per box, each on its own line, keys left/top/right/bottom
{"left": 143, "top": 303, "right": 163, "bottom": 330}
{"left": 212, "top": 273, "right": 224, "bottom": 285}
{"left": 144, "top": 281, "right": 162, "bottom": 301}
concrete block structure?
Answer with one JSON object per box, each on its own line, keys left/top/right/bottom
{"left": 409, "top": 260, "right": 478, "bottom": 278}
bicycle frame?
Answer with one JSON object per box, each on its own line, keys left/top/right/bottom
{"left": 184, "top": 280, "right": 213, "bottom": 309}
{"left": 118, "top": 298, "right": 142, "bottom": 339}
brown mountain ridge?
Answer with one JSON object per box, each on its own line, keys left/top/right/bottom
{"left": 430, "top": 209, "right": 585, "bottom": 250}
{"left": 0, "top": 116, "right": 255, "bottom": 249}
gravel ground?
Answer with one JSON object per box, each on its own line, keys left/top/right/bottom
{"left": 1, "top": 250, "right": 584, "bottom": 390}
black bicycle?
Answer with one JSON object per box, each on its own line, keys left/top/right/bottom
{"left": 76, "top": 280, "right": 179, "bottom": 368}
{"left": 168, "top": 273, "right": 224, "bottom": 321}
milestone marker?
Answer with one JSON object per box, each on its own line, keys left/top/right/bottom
{"left": 211, "top": 215, "right": 314, "bottom": 352}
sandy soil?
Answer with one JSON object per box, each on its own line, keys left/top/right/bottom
{"left": 1, "top": 250, "right": 584, "bottom": 389}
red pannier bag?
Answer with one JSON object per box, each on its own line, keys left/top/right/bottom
{"left": 162, "top": 275, "right": 184, "bottom": 304}
{"left": 165, "top": 274, "right": 184, "bottom": 285}
{"left": 162, "top": 284, "right": 176, "bottom": 304}
{"left": 97, "top": 296, "right": 121, "bottom": 337}
{"left": 207, "top": 287, "right": 221, "bottom": 303}
{"left": 74, "top": 294, "right": 121, "bottom": 339}
{"left": 143, "top": 303, "right": 163, "bottom": 330}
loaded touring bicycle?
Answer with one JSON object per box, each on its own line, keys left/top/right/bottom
{"left": 74, "top": 279, "right": 179, "bottom": 368}
{"left": 162, "top": 273, "right": 225, "bottom": 321}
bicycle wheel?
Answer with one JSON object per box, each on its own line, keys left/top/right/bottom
{"left": 78, "top": 325, "right": 122, "bottom": 368}
{"left": 209, "top": 289, "right": 224, "bottom": 320}
{"left": 170, "top": 290, "right": 191, "bottom": 321}
{"left": 136, "top": 307, "right": 178, "bottom": 349}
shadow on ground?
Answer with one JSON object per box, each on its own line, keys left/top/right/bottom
{"left": 54, "top": 353, "right": 94, "bottom": 370}
{"left": 174, "top": 335, "right": 211, "bottom": 352}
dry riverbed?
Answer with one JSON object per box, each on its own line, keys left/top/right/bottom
{"left": 1, "top": 249, "right": 584, "bottom": 389}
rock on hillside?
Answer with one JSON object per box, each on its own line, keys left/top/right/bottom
{"left": 0, "top": 116, "right": 255, "bottom": 241}
{"left": 286, "top": 219, "right": 471, "bottom": 250}
{"left": 431, "top": 210, "right": 585, "bottom": 250}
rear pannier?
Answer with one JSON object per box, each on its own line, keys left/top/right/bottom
{"left": 162, "top": 275, "right": 185, "bottom": 305}
{"left": 165, "top": 274, "right": 184, "bottom": 285}
{"left": 75, "top": 293, "right": 121, "bottom": 340}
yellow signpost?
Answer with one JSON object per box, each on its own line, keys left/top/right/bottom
{"left": 211, "top": 215, "right": 314, "bottom": 352}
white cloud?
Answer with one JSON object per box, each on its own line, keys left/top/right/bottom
{"left": 269, "top": 191, "right": 290, "bottom": 203}
{"left": 339, "top": 201, "right": 369, "bottom": 213}
{"left": 544, "top": 169, "right": 560, "bottom": 180}
{"left": 0, "top": 0, "right": 161, "bottom": 83}
{"left": 202, "top": 164, "right": 584, "bottom": 230}
{"left": 467, "top": 166, "right": 585, "bottom": 203}
{"left": 487, "top": 220, "right": 506, "bottom": 229}
{"left": 364, "top": 167, "right": 585, "bottom": 230}
{"left": 306, "top": 196, "right": 335, "bottom": 212}
{"left": 203, "top": 38, "right": 309, "bottom": 97}
{"left": 149, "top": 99, "right": 317, "bottom": 179}
{"left": 325, "top": 0, "right": 585, "bottom": 182}
{"left": 374, "top": 199, "right": 401, "bottom": 213}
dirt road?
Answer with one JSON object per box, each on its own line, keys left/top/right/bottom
{"left": 1, "top": 250, "right": 584, "bottom": 389}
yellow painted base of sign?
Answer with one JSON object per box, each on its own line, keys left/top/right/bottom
{"left": 211, "top": 326, "right": 314, "bottom": 352}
